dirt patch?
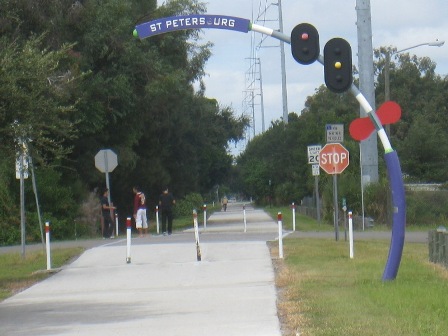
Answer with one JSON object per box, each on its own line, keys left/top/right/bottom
{"left": 5, "top": 279, "right": 39, "bottom": 297}
{"left": 268, "top": 241, "right": 307, "bottom": 336}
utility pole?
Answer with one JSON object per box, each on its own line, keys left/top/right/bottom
{"left": 356, "top": 0, "right": 379, "bottom": 185}
{"left": 277, "top": 0, "right": 288, "bottom": 124}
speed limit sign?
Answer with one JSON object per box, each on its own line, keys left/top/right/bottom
{"left": 307, "top": 145, "right": 321, "bottom": 164}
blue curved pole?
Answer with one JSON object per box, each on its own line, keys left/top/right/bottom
{"left": 134, "top": 16, "right": 406, "bottom": 280}
{"left": 382, "top": 151, "right": 406, "bottom": 280}
{"left": 346, "top": 85, "right": 406, "bottom": 281}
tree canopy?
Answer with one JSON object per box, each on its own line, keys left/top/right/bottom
{"left": 0, "top": 0, "right": 248, "bottom": 243}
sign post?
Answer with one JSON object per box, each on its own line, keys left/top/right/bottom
{"left": 319, "top": 143, "right": 350, "bottom": 241}
{"left": 342, "top": 197, "right": 347, "bottom": 241}
{"left": 307, "top": 145, "right": 321, "bottom": 222}
{"left": 16, "top": 140, "right": 29, "bottom": 258}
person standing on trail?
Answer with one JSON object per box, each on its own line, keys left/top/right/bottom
{"left": 133, "top": 186, "right": 148, "bottom": 237}
{"left": 222, "top": 196, "right": 228, "bottom": 212}
{"left": 159, "top": 187, "right": 175, "bottom": 235}
{"left": 100, "top": 188, "right": 115, "bottom": 239}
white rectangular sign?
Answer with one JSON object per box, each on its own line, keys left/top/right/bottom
{"left": 312, "top": 164, "right": 320, "bottom": 176}
{"left": 15, "top": 154, "right": 29, "bottom": 179}
{"left": 326, "top": 124, "right": 344, "bottom": 143}
{"left": 307, "top": 145, "right": 321, "bottom": 164}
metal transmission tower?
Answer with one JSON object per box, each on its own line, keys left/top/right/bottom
{"left": 243, "top": 57, "right": 264, "bottom": 137}
{"left": 244, "top": 0, "right": 288, "bottom": 138}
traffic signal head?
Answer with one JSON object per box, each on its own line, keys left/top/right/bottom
{"left": 290, "top": 23, "right": 319, "bottom": 65}
{"left": 323, "top": 38, "right": 353, "bottom": 93}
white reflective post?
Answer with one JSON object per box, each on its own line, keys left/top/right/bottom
{"left": 45, "top": 221, "right": 51, "bottom": 270}
{"left": 292, "top": 202, "right": 296, "bottom": 231}
{"left": 193, "top": 210, "right": 201, "bottom": 261}
{"left": 115, "top": 213, "right": 119, "bottom": 237}
{"left": 349, "top": 211, "right": 354, "bottom": 259}
{"left": 155, "top": 206, "right": 159, "bottom": 234}
{"left": 243, "top": 204, "right": 247, "bottom": 232}
{"left": 203, "top": 204, "right": 207, "bottom": 230}
{"left": 126, "top": 217, "right": 132, "bottom": 264}
{"left": 278, "top": 212, "right": 284, "bottom": 259}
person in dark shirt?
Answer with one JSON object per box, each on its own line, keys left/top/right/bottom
{"left": 159, "top": 187, "right": 175, "bottom": 235}
{"left": 100, "top": 188, "right": 115, "bottom": 239}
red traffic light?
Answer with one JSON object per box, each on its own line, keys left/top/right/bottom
{"left": 291, "top": 23, "right": 319, "bottom": 65}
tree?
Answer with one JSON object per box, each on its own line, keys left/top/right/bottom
{"left": 0, "top": 35, "right": 78, "bottom": 164}
{"left": 0, "top": 33, "right": 81, "bottom": 243}
{"left": 237, "top": 85, "right": 360, "bottom": 205}
{"left": 375, "top": 47, "right": 448, "bottom": 182}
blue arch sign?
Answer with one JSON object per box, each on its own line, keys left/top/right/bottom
{"left": 134, "top": 15, "right": 250, "bottom": 39}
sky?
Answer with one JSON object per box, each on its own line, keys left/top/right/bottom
{"left": 156, "top": 1, "right": 448, "bottom": 155}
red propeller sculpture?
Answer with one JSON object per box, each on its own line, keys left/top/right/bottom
{"left": 349, "top": 101, "right": 401, "bottom": 141}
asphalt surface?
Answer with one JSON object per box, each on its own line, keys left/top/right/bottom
{"left": 0, "top": 203, "right": 428, "bottom": 336}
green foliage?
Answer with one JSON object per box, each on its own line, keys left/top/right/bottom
{"left": 59, "top": 0, "right": 248, "bottom": 213}
{"left": 398, "top": 115, "right": 448, "bottom": 182}
{"left": 375, "top": 49, "right": 448, "bottom": 182}
{"left": 0, "top": 35, "right": 78, "bottom": 163}
{"left": 0, "top": 165, "right": 83, "bottom": 245}
{"left": 0, "top": 0, "right": 249, "bottom": 244}
{"left": 362, "top": 179, "right": 389, "bottom": 223}
{"left": 174, "top": 193, "right": 204, "bottom": 217}
{"left": 406, "top": 190, "right": 448, "bottom": 225}
{"left": 238, "top": 87, "right": 359, "bottom": 208}
{"left": 0, "top": 225, "right": 20, "bottom": 247}
{"left": 29, "top": 168, "right": 79, "bottom": 218}
{"left": 264, "top": 205, "right": 330, "bottom": 232}
{"left": 0, "top": 159, "right": 17, "bottom": 221}
{"left": 0, "top": 158, "right": 21, "bottom": 245}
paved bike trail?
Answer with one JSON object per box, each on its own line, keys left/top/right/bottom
{"left": 0, "top": 203, "right": 282, "bottom": 336}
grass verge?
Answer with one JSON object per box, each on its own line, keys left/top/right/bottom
{"left": 264, "top": 206, "right": 333, "bottom": 232}
{"left": 272, "top": 238, "right": 448, "bottom": 336}
{"left": 264, "top": 205, "right": 441, "bottom": 232}
{"left": 0, "top": 247, "right": 84, "bottom": 302}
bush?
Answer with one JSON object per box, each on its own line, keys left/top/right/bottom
{"left": 274, "top": 182, "right": 303, "bottom": 206}
{"left": 174, "top": 193, "right": 204, "bottom": 217}
{"left": 0, "top": 158, "right": 20, "bottom": 245}
{"left": 0, "top": 221, "right": 20, "bottom": 246}
{"left": 363, "top": 179, "right": 389, "bottom": 224}
{"left": 76, "top": 191, "right": 101, "bottom": 237}
{"left": 406, "top": 190, "right": 448, "bottom": 226}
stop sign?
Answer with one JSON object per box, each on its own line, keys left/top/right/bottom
{"left": 319, "top": 143, "right": 349, "bottom": 174}
{"left": 95, "top": 149, "right": 118, "bottom": 173}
